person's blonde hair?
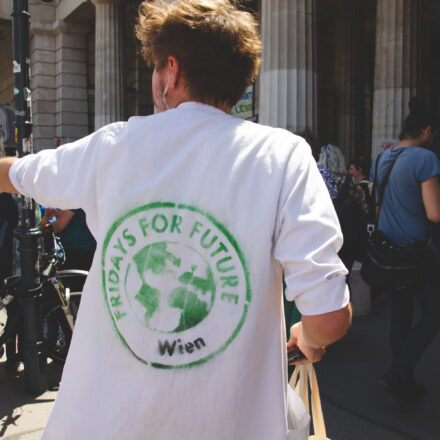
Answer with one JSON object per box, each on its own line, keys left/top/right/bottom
{"left": 136, "top": 0, "right": 261, "bottom": 107}
{"left": 318, "top": 144, "right": 347, "bottom": 175}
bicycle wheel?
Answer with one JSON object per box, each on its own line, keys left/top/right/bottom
{"left": 43, "top": 270, "right": 87, "bottom": 363}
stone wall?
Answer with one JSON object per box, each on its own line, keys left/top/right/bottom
{"left": 28, "top": 0, "right": 91, "bottom": 150}
{"left": 29, "top": 1, "right": 57, "bottom": 151}
{"left": 54, "top": 22, "right": 90, "bottom": 144}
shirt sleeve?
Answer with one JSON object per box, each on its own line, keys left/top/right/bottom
{"left": 9, "top": 123, "right": 126, "bottom": 219}
{"left": 416, "top": 150, "right": 440, "bottom": 183}
{"left": 273, "top": 139, "right": 349, "bottom": 316}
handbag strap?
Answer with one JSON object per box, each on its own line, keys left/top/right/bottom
{"left": 290, "top": 364, "right": 328, "bottom": 439}
{"left": 375, "top": 149, "right": 404, "bottom": 209}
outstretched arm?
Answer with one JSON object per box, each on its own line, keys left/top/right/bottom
{"left": 0, "top": 157, "right": 19, "bottom": 193}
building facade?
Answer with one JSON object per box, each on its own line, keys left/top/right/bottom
{"left": 0, "top": 0, "right": 439, "bottom": 162}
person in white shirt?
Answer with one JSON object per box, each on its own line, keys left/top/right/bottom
{"left": 0, "top": 1, "right": 351, "bottom": 439}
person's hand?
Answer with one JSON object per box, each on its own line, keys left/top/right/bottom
{"left": 40, "top": 208, "right": 60, "bottom": 232}
{"left": 287, "top": 322, "right": 325, "bottom": 365}
{"left": 44, "top": 208, "right": 59, "bottom": 220}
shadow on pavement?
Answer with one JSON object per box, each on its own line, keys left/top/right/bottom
{"left": 0, "top": 360, "right": 62, "bottom": 438}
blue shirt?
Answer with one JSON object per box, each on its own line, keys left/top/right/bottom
{"left": 371, "top": 146, "right": 440, "bottom": 245}
{"left": 317, "top": 165, "right": 338, "bottom": 199}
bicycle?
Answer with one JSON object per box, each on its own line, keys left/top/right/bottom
{"left": 0, "top": 232, "right": 88, "bottom": 373}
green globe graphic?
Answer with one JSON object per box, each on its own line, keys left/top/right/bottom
{"left": 129, "top": 242, "right": 216, "bottom": 333}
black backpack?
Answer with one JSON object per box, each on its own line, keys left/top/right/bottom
{"left": 333, "top": 176, "right": 367, "bottom": 257}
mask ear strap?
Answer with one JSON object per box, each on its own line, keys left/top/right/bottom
{"left": 162, "top": 72, "right": 172, "bottom": 109}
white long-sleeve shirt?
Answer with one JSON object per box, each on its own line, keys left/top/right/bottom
{"left": 10, "top": 102, "right": 348, "bottom": 440}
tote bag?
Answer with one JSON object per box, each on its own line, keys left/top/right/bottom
{"left": 287, "top": 364, "right": 330, "bottom": 440}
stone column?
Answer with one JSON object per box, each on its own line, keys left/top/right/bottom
{"left": 334, "top": 0, "right": 361, "bottom": 161}
{"left": 91, "top": 0, "right": 124, "bottom": 129}
{"left": 259, "top": 0, "right": 317, "bottom": 134}
{"left": 29, "top": 1, "right": 57, "bottom": 151}
{"left": 54, "top": 21, "right": 90, "bottom": 143}
{"left": 371, "top": 0, "right": 419, "bottom": 158}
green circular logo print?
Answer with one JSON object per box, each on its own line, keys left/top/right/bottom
{"left": 102, "top": 202, "right": 251, "bottom": 369}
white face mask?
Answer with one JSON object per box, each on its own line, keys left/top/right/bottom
{"left": 162, "top": 72, "right": 172, "bottom": 110}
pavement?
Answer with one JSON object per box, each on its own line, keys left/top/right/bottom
{"left": 0, "top": 359, "right": 61, "bottom": 439}
{"left": 316, "top": 293, "right": 440, "bottom": 440}
{"left": 1, "top": 293, "right": 439, "bottom": 440}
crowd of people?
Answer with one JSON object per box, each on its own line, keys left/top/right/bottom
{"left": 0, "top": 0, "right": 439, "bottom": 438}
{"left": 297, "top": 97, "right": 440, "bottom": 403}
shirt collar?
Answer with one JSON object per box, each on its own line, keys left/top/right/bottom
{"left": 176, "top": 101, "right": 227, "bottom": 116}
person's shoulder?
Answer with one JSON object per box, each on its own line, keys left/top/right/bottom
{"left": 94, "top": 121, "right": 128, "bottom": 139}
{"left": 405, "top": 147, "right": 439, "bottom": 168}
{"left": 77, "top": 120, "right": 131, "bottom": 154}
{"left": 125, "top": 112, "right": 187, "bottom": 137}
{"left": 397, "top": 147, "right": 440, "bottom": 181}
{"left": 59, "top": 121, "right": 129, "bottom": 152}
{"left": 126, "top": 114, "right": 155, "bottom": 127}
{"left": 376, "top": 147, "right": 401, "bottom": 168}
{"left": 406, "top": 146, "right": 433, "bottom": 156}
{"left": 380, "top": 148, "right": 393, "bottom": 159}
{"left": 243, "top": 121, "right": 308, "bottom": 154}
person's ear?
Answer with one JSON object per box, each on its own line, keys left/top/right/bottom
{"left": 166, "top": 55, "right": 180, "bottom": 89}
{"left": 423, "top": 126, "right": 432, "bottom": 138}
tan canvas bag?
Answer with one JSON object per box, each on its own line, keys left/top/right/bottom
{"left": 289, "top": 364, "right": 330, "bottom": 440}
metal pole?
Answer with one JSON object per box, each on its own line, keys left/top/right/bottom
{"left": 12, "top": 0, "right": 48, "bottom": 395}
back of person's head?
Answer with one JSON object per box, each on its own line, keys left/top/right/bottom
{"left": 136, "top": 0, "right": 261, "bottom": 108}
{"left": 400, "top": 97, "right": 437, "bottom": 141}
{"left": 317, "top": 144, "right": 347, "bottom": 174}
{"left": 297, "top": 128, "right": 320, "bottom": 161}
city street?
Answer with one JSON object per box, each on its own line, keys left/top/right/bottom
{"left": 1, "top": 293, "right": 439, "bottom": 439}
